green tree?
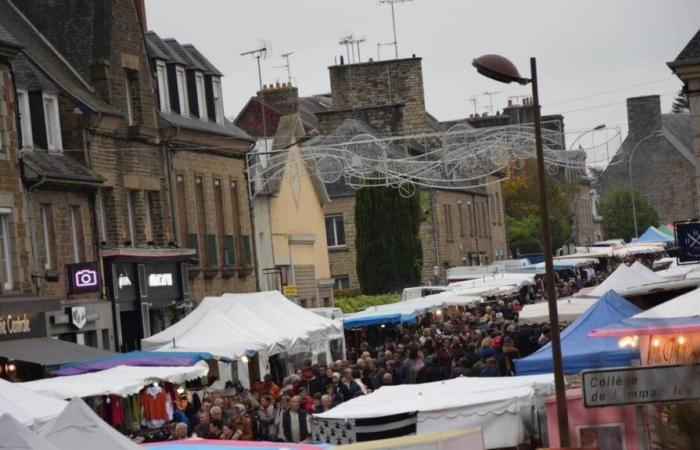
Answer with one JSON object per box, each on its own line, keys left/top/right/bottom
{"left": 671, "top": 90, "right": 689, "bottom": 114}
{"left": 502, "top": 161, "right": 575, "bottom": 255}
{"left": 600, "top": 189, "right": 659, "bottom": 242}
{"left": 355, "top": 186, "right": 423, "bottom": 294}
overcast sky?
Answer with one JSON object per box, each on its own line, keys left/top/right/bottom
{"left": 147, "top": 0, "right": 700, "bottom": 162}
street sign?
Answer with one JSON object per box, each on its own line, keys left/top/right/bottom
{"left": 675, "top": 220, "right": 700, "bottom": 264}
{"left": 582, "top": 364, "right": 700, "bottom": 408}
{"left": 282, "top": 285, "right": 298, "bottom": 297}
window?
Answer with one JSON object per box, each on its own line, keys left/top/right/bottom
{"left": 144, "top": 192, "right": 154, "bottom": 243}
{"left": 0, "top": 209, "right": 13, "bottom": 291}
{"left": 69, "top": 205, "right": 85, "bottom": 263}
{"left": 444, "top": 204, "right": 453, "bottom": 242}
{"left": 195, "top": 72, "right": 207, "bottom": 121}
{"left": 195, "top": 176, "right": 207, "bottom": 263}
{"left": 40, "top": 204, "right": 54, "bottom": 268}
{"left": 495, "top": 192, "right": 502, "bottom": 224}
{"left": 156, "top": 60, "right": 170, "bottom": 112}
{"left": 325, "top": 215, "right": 345, "bottom": 247}
{"left": 334, "top": 276, "right": 350, "bottom": 291}
{"left": 175, "top": 66, "right": 189, "bottom": 117}
{"left": 458, "top": 202, "right": 465, "bottom": 237}
{"left": 124, "top": 69, "right": 139, "bottom": 125}
{"left": 214, "top": 178, "right": 225, "bottom": 266}
{"left": 42, "top": 94, "right": 62, "bottom": 151}
{"left": 17, "top": 89, "right": 33, "bottom": 148}
{"left": 126, "top": 191, "right": 136, "bottom": 245}
{"left": 175, "top": 174, "right": 189, "bottom": 245}
{"left": 212, "top": 77, "right": 224, "bottom": 124}
{"left": 95, "top": 190, "right": 107, "bottom": 243}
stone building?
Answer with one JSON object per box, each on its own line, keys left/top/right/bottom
{"left": 599, "top": 95, "right": 695, "bottom": 225}
{"left": 668, "top": 28, "right": 700, "bottom": 219}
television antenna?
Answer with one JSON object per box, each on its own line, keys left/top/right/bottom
{"left": 376, "top": 41, "right": 394, "bottom": 61}
{"left": 339, "top": 35, "right": 354, "bottom": 63}
{"left": 482, "top": 91, "right": 500, "bottom": 114}
{"left": 273, "top": 51, "right": 294, "bottom": 85}
{"left": 241, "top": 39, "right": 272, "bottom": 151}
{"left": 467, "top": 96, "right": 479, "bottom": 115}
{"left": 379, "top": 0, "right": 414, "bottom": 59}
{"left": 349, "top": 36, "right": 366, "bottom": 63}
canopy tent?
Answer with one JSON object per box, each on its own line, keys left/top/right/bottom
{"left": 54, "top": 351, "right": 216, "bottom": 376}
{"left": 629, "top": 261, "right": 666, "bottom": 284}
{"left": 515, "top": 290, "right": 641, "bottom": 375}
{"left": 343, "top": 297, "right": 445, "bottom": 329}
{"left": 19, "top": 364, "right": 208, "bottom": 400}
{"left": 0, "top": 378, "right": 67, "bottom": 428}
{"left": 590, "top": 287, "right": 700, "bottom": 337}
{"left": 410, "top": 291, "right": 482, "bottom": 307}
{"left": 449, "top": 273, "right": 535, "bottom": 297}
{"left": 517, "top": 297, "right": 597, "bottom": 324}
{"left": 589, "top": 264, "right": 655, "bottom": 297}
{"left": 633, "top": 226, "right": 674, "bottom": 244}
{"left": 0, "top": 337, "right": 112, "bottom": 367}
{"left": 612, "top": 243, "right": 665, "bottom": 258}
{"left": 314, "top": 374, "right": 554, "bottom": 449}
{"left": 39, "top": 397, "right": 141, "bottom": 450}
{"left": 659, "top": 224, "right": 675, "bottom": 237}
{"left": 143, "top": 291, "right": 343, "bottom": 359}
{"left": 0, "top": 414, "right": 61, "bottom": 450}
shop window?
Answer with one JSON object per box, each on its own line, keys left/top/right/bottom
{"left": 69, "top": 205, "right": 85, "bottom": 263}
{"left": 325, "top": 215, "right": 345, "bottom": 247}
{"left": 334, "top": 275, "right": 350, "bottom": 291}
{"left": 0, "top": 209, "right": 13, "bottom": 291}
{"left": 17, "top": 89, "right": 33, "bottom": 149}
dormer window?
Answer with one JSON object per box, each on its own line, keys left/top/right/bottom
{"left": 16, "top": 89, "right": 33, "bottom": 148}
{"left": 156, "top": 60, "right": 170, "bottom": 112}
{"left": 175, "top": 66, "right": 189, "bottom": 117}
{"left": 42, "top": 94, "right": 62, "bottom": 151}
{"left": 212, "top": 77, "right": 224, "bottom": 125}
{"left": 195, "top": 72, "right": 207, "bottom": 121}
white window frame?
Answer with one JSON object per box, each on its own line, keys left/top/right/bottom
{"left": 69, "top": 206, "right": 80, "bottom": 263}
{"left": 0, "top": 209, "right": 13, "bottom": 291}
{"left": 96, "top": 190, "right": 107, "bottom": 243}
{"left": 212, "top": 77, "right": 224, "bottom": 124}
{"left": 175, "top": 66, "right": 189, "bottom": 117}
{"left": 126, "top": 191, "right": 136, "bottom": 246}
{"left": 40, "top": 205, "right": 52, "bottom": 269}
{"left": 42, "top": 93, "right": 62, "bottom": 151}
{"left": 334, "top": 275, "right": 350, "bottom": 290}
{"left": 156, "top": 60, "right": 170, "bottom": 113}
{"left": 145, "top": 192, "right": 153, "bottom": 242}
{"left": 124, "top": 72, "right": 134, "bottom": 125}
{"left": 195, "top": 72, "right": 207, "bottom": 121}
{"left": 17, "top": 89, "right": 33, "bottom": 148}
{"left": 325, "top": 215, "right": 345, "bottom": 248}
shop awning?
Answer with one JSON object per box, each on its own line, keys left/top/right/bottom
{"left": 0, "top": 337, "right": 112, "bottom": 366}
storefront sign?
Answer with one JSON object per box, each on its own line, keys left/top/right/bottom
{"left": 582, "top": 364, "right": 700, "bottom": 407}
{"left": 144, "top": 262, "right": 181, "bottom": 303}
{"left": 645, "top": 334, "right": 700, "bottom": 366}
{"left": 675, "top": 220, "right": 700, "bottom": 264}
{"left": 283, "top": 285, "right": 298, "bottom": 297}
{"left": 67, "top": 262, "right": 101, "bottom": 294}
{"left": 148, "top": 273, "right": 173, "bottom": 287}
{"left": 0, "top": 312, "right": 45, "bottom": 340}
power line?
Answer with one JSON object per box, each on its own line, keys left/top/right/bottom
{"left": 545, "top": 77, "right": 676, "bottom": 107}
{"left": 557, "top": 91, "right": 676, "bottom": 115}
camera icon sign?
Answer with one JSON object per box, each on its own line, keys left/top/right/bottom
{"left": 75, "top": 269, "right": 98, "bottom": 288}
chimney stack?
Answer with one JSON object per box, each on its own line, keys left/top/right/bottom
{"left": 626, "top": 95, "right": 661, "bottom": 137}
{"left": 134, "top": 0, "right": 147, "bottom": 33}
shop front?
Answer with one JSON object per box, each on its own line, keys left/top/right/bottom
{"left": 103, "top": 248, "right": 194, "bottom": 352}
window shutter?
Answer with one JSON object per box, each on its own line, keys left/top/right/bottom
{"left": 167, "top": 65, "right": 179, "bottom": 114}
{"left": 204, "top": 75, "right": 215, "bottom": 121}
{"left": 186, "top": 71, "right": 198, "bottom": 118}
{"left": 28, "top": 90, "right": 47, "bottom": 149}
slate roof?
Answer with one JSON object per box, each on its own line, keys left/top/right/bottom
{"left": 0, "top": 20, "right": 20, "bottom": 49}
{"left": 159, "top": 112, "right": 252, "bottom": 141}
{"left": 298, "top": 94, "right": 332, "bottom": 131}
{"left": 22, "top": 150, "right": 103, "bottom": 184}
{"left": 425, "top": 112, "right": 445, "bottom": 132}
{"left": 669, "top": 29, "right": 700, "bottom": 67}
{"left": 662, "top": 114, "right": 692, "bottom": 152}
{"left": 0, "top": 0, "right": 120, "bottom": 116}
{"left": 182, "top": 44, "right": 223, "bottom": 76}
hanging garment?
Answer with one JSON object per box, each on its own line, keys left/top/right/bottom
{"left": 140, "top": 385, "right": 172, "bottom": 429}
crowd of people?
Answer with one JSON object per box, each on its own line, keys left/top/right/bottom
{"left": 157, "top": 260, "right": 627, "bottom": 444}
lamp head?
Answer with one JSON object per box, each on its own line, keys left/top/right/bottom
{"left": 472, "top": 54, "right": 530, "bottom": 85}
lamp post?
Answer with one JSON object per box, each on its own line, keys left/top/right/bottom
{"left": 472, "top": 54, "right": 571, "bottom": 447}
{"left": 628, "top": 131, "right": 663, "bottom": 238}
{"left": 568, "top": 123, "right": 606, "bottom": 150}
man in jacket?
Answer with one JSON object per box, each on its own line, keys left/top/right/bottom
{"left": 278, "top": 396, "right": 310, "bottom": 443}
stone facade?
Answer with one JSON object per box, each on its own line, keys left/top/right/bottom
{"left": 324, "top": 196, "right": 358, "bottom": 289}
{"left": 599, "top": 95, "right": 696, "bottom": 224}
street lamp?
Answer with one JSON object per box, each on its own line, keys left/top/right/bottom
{"left": 473, "top": 54, "right": 571, "bottom": 447}
{"left": 568, "top": 124, "right": 606, "bottom": 150}
{"left": 628, "top": 131, "right": 663, "bottom": 238}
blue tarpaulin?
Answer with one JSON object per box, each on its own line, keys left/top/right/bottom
{"left": 343, "top": 312, "right": 414, "bottom": 328}
{"left": 633, "top": 226, "right": 674, "bottom": 244}
{"left": 515, "top": 290, "right": 641, "bottom": 375}
{"left": 54, "top": 351, "right": 217, "bottom": 376}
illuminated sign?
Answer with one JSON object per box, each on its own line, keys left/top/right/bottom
{"left": 676, "top": 220, "right": 700, "bottom": 264}
{"left": 148, "top": 273, "right": 173, "bottom": 287}
{"left": 119, "top": 274, "right": 132, "bottom": 289}
{"left": 0, "top": 314, "right": 32, "bottom": 336}
{"left": 67, "top": 262, "right": 101, "bottom": 294}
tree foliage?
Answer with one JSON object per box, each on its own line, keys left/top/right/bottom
{"left": 600, "top": 189, "right": 659, "bottom": 242}
{"left": 671, "top": 90, "right": 689, "bottom": 114}
{"left": 355, "top": 186, "right": 423, "bottom": 295}
{"left": 334, "top": 294, "right": 401, "bottom": 314}
{"left": 502, "top": 161, "right": 576, "bottom": 255}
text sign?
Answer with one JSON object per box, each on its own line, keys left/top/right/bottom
{"left": 582, "top": 364, "right": 700, "bottom": 408}
{"left": 67, "top": 262, "right": 101, "bottom": 294}
{"left": 283, "top": 285, "right": 298, "bottom": 297}
{"left": 0, "top": 312, "right": 46, "bottom": 341}
{"left": 675, "top": 220, "right": 700, "bottom": 264}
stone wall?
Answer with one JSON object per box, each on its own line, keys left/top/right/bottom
{"left": 324, "top": 196, "right": 358, "bottom": 289}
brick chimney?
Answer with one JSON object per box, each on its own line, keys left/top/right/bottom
{"left": 134, "top": 0, "right": 147, "bottom": 33}
{"left": 627, "top": 95, "right": 661, "bottom": 137}
{"left": 256, "top": 82, "right": 300, "bottom": 115}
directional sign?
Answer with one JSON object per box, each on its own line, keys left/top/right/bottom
{"left": 582, "top": 364, "right": 700, "bottom": 408}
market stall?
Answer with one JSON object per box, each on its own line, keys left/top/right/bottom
{"left": 633, "top": 226, "right": 675, "bottom": 244}
{"left": 54, "top": 351, "right": 215, "bottom": 376}
{"left": 313, "top": 374, "right": 554, "bottom": 449}
{"left": 515, "top": 290, "right": 641, "bottom": 375}
{"left": 517, "top": 297, "right": 597, "bottom": 324}
{"left": 0, "top": 378, "right": 67, "bottom": 428}
{"left": 0, "top": 414, "right": 60, "bottom": 450}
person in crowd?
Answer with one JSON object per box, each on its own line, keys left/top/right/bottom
{"left": 257, "top": 374, "right": 281, "bottom": 400}
{"left": 171, "top": 422, "right": 188, "bottom": 440}
{"left": 257, "top": 394, "right": 276, "bottom": 441}
{"left": 192, "top": 411, "right": 210, "bottom": 438}
{"left": 208, "top": 419, "right": 223, "bottom": 439}
{"left": 278, "top": 396, "right": 311, "bottom": 443}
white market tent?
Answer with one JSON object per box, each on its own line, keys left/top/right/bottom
{"left": 0, "top": 378, "right": 67, "bottom": 428}
{"left": 612, "top": 243, "right": 665, "bottom": 258}
{"left": 411, "top": 291, "right": 483, "bottom": 307}
{"left": 590, "top": 264, "right": 644, "bottom": 297}
{"left": 39, "top": 397, "right": 141, "bottom": 450}
{"left": 343, "top": 296, "right": 446, "bottom": 328}
{"left": 518, "top": 297, "right": 597, "bottom": 324}
{"left": 629, "top": 261, "right": 666, "bottom": 284}
{"left": 0, "top": 414, "right": 61, "bottom": 450}
{"left": 19, "top": 364, "right": 208, "bottom": 400}
{"left": 315, "top": 374, "right": 554, "bottom": 449}
{"left": 449, "top": 273, "right": 535, "bottom": 297}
